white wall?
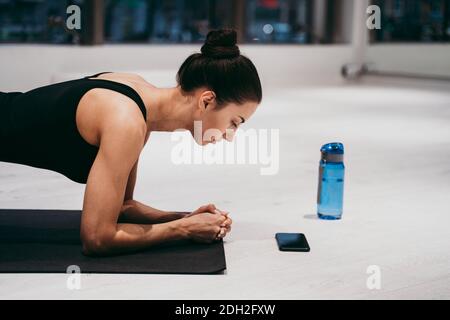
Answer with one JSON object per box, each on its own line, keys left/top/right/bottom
{"left": 367, "top": 44, "right": 450, "bottom": 77}
{"left": 0, "top": 44, "right": 353, "bottom": 92}
{"left": 0, "top": 44, "right": 449, "bottom": 93}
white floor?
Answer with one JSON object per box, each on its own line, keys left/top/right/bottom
{"left": 1, "top": 81, "right": 449, "bottom": 299}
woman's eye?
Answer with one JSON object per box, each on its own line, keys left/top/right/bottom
{"left": 232, "top": 122, "right": 238, "bottom": 128}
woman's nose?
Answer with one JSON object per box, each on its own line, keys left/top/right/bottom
{"left": 211, "top": 135, "right": 222, "bottom": 144}
{"left": 223, "top": 129, "right": 235, "bottom": 142}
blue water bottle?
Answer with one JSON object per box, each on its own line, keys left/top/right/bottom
{"left": 317, "top": 142, "right": 345, "bottom": 220}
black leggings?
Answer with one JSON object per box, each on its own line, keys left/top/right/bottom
{"left": 0, "top": 91, "right": 22, "bottom": 129}
{"left": 0, "top": 91, "right": 22, "bottom": 110}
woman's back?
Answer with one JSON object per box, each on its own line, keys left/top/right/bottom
{"left": 0, "top": 72, "right": 148, "bottom": 184}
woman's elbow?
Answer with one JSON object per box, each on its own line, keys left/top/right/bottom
{"left": 81, "top": 232, "right": 114, "bottom": 256}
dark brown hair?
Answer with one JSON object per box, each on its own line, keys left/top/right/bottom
{"left": 176, "top": 29, "right": 262, "bottom": 108}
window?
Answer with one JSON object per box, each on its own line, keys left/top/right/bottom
{"left": 104, "top": 0, "right": 213, "bottom": 43}
{"left": 103, "top": 0, "right": 313, "bottom": 44}
{"left": 245, "top": 0, "right": 312, "bottom": 43}
{"left": 1, "top": 0, "right": 448, "bottom": 45}
{"left": 372, "top": 0, "right": 450, "bottom": 42}
{"left": 0, "top": 0, "right": 84, "bottom": 44}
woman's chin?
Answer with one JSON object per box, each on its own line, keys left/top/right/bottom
{"left": 202, "top": 140, "right": 213, "bottom": 146}
{"left": 193, "top": 137, "right": 210, "bottom": 146}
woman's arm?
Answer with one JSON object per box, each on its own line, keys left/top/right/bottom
{"left": 123, "top": 130, "right": 148, "bottom": 202}
{"left": 119, "top": 199, "right": 188, "bottom": 224}
{"left": 80, "top": 109, "right": 188, "bottom": 256}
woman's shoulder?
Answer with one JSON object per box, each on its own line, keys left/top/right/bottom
{"left": 99, "top": 90, "right": 147, "bottom": 133}
{"left": 90, "top": 72, "right": 153, "bottom": 110}
{"left": 97, "top": 97, "right": 147, "bottom": 152}
{"left": 85, "top": 72, "right": 149, "bottom": 121}
{"left": 76, "top": 84, "right": 147, "bottom": 148}
{"left": 93, "top": 72, "right": 149, "bottom": 86}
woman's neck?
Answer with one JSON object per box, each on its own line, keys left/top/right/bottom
{"left": 141, "top": 85, "right": 194, "bottom": 133}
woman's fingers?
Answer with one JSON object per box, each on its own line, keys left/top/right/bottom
{"left": 215, "top": 209, "right": 231, "bottom": 227}
{"left": 190, "top": 205, "right": 232, "bottom": 239}
{"left": 218, "top": 216, "right": 232, "bottom": 236}
{"left": 216, "top": 227, "right": 226, "bottom": 239}
{"left": 220, "top": 216, "right": 232, "bottom": 227}
{"left": 196, "top": 203, "right": 219, "bottom": 215}
{"left": 213, "top": 225, "right": 232, "bottom": 241}
{"left": 221, "top": 225, "right": 231, "bottom": 233}
{"left": 199, "top": 204, "right": 230, "bottom": 218}
{"left": 189, "top": 203, "right": 218, "bottom": 216}
{"left": 195, "top": 204, "right": 209, "bottom": 214}
{"left": 205, "top": 203, "right": 217, "bottom": 213}
{"left": 215, "top": 208, "right": 229, "bottom": 216}
{"left": 219, "top": 215, "right": 228, "bottom": 227}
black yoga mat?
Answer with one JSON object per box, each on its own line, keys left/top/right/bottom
{"left": 0, "top": 209, "right": 226, "bottom": 274}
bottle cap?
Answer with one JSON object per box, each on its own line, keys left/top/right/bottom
{"left": 320, "top": 142, "right": 344, "bottom": 162}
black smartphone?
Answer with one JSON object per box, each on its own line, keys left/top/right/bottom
{"left": 275, "top": 233, "right": 310, "bottom": 252}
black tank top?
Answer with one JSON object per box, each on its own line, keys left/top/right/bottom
{"left": 0, "top": 72, "right": 147, "bottom": 184}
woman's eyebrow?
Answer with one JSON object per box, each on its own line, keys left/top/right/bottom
{"left": 239, "top": 116, "right": 246, "bottom": 124}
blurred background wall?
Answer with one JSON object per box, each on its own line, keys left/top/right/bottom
{"left": 0, "top": 0, "right": 449, "bottom": 91}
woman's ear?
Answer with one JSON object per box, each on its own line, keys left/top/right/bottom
{"left": 201, "top": 91, "right": 216, "bottom": 110}
{"left": 198, "top": 97, "right": 207, "bottom": 113}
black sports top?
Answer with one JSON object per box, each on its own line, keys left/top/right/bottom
{"left": 0, "top": 72, "right": 147, "bottom": 184}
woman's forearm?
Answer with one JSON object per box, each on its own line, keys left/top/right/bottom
{"left": 82, "top": 219, "right": 189, "bottom": 256}
{"left": 119, "top": 199, "right": 187, "bottom": 224}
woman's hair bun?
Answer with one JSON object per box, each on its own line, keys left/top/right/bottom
{"left": 201, "top": 29, "right": 240, "bottom": 59}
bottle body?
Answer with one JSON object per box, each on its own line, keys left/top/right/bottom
{"left": 317, "top": 143, "right": 345, "bottom": 220}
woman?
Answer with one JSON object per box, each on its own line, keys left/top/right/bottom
{"left": 0, "top": 29, "right": 262, "bottom": 256}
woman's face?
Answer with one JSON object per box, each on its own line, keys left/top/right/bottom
{"left": 192, "top": 90, "right": 259, "bottom": 146}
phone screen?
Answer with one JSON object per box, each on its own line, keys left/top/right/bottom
{"left": 275, "top": 233, "right": 310, "bottom": 252}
